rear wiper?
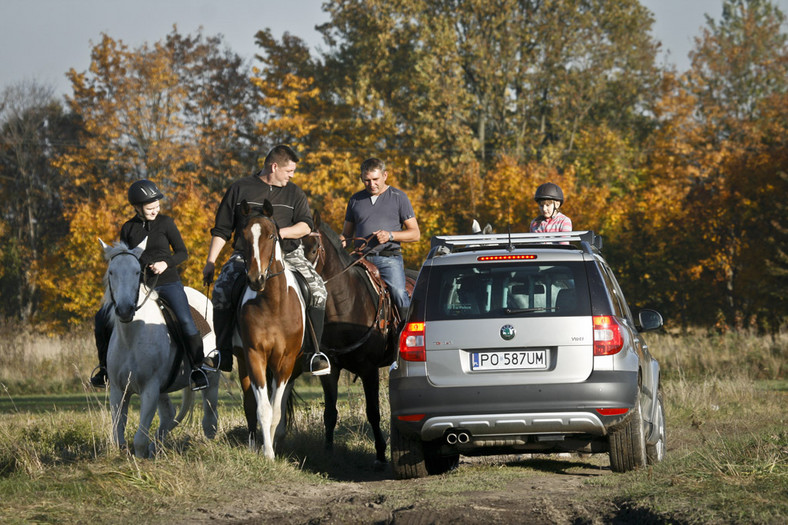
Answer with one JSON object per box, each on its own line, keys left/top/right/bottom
{"left": 504, "top": 307, "right": 557, "bottom": 314}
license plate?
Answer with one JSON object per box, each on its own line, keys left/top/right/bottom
{"left": 471, "top": 350, "right": 548, "bottom": 371}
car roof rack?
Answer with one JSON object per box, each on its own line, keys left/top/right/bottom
{"left": 428, "top": 230, "right": 603, "bottom": 258}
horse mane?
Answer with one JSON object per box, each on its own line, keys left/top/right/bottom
{"left": 318, "top": 222, "right": 355, "bottom": 268}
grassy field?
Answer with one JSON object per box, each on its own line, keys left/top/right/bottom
{"left": 0, "top": 324, "right": 786, "bottom": 523}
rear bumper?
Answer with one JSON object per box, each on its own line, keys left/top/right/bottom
{"left": 389, "top": 370, "right": 638, "bottom": 440}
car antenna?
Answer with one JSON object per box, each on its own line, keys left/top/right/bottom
{"left": 507, "top": 224, "right": 514, "bottom": 252}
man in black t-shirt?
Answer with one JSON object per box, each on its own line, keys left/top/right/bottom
{"left": 202, "top": 145, "right": 330, "bottom": 375}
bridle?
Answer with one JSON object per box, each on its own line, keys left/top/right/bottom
{"left": 307, "top": 231, "right": 326, "bottom": 272}
{"left": 308, "top": 229, "right": 391, "bottom": 354}
{"left": 107, "top": 251, "right": 158, "bottom": 312}
{"left": 313, "top": 230, "right": 375, "bottom": 284}
{"left": 247, "top": 215, "right": 285, "bottom": 283}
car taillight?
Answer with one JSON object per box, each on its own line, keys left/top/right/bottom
{"left": 596, "top": 408, "right": 629, "bottom": 416}
{"left": 593, "top": 315, "right": 624, "bottom": 356}
{"left": 397, "top": 414, "right": 425, "bottom": 422}
{"left": 399, "top": 321, "right": 426, "bottom": 362}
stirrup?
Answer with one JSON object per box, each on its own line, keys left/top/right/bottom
{"left": 309, "top": 352, "right": 331, "bottom": 376}
{"left": 190, "top": 368, "right": 209, "bottom": 391}
{"left": 201, "top": 349, "right": 220, "bottom": 373}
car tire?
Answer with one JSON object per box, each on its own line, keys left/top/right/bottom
{"left": 608, "top": 396, "right": 647, "bottom": 472}
{"left": 390, "top": 418, "right": 428, "bottom": 479}
{"left": 646, "top": 390, "right": 666, "bottom": 465}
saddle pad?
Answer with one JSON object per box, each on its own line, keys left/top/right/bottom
{"left": 189, "top": 305, "right": 211, "bottom": 338}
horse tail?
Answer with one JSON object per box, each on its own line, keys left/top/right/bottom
{"left": 173, "top": 387, "right": 196, "bottom": 427}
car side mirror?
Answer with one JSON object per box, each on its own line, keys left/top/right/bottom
{"left": 637, "top": 309, "right": 664, "bottom": 332}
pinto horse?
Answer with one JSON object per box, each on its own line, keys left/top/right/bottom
{"left": 302, "top": 213, "right": 414, "bottom": 467}
{"left": 100, "top": 238, "right": 219, "bottom": 458}
{"left": 235, "top": 199, "right": 304, "bottom": 458}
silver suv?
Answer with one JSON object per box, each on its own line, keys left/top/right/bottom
{"left": 389, "top": 231, "right": 666, "bottom": 478}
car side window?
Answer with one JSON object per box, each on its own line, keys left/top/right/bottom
{"left": 600, "top": 262, "right": 635, "bottom": 325}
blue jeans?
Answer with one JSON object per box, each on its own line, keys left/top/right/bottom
{"left": 367, "top": 254, "right": 410, "bottom": 308}
{"left": 156, "top": 281, "right": 199, "bottom": 337}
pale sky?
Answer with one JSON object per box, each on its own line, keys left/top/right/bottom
{"left": 1, "top": 0, "right": 787, "bottom": 98}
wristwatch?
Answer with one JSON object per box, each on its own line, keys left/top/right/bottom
{"left": 388, "top": 231, "right": 394, "bottom": 242}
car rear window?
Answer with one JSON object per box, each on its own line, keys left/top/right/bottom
{"left": 425, "top": 261, "right": 591, "bottom": 320}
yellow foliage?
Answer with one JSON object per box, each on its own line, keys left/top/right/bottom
{"left": 37, "top": 191, "right": 127, "bottom": 325}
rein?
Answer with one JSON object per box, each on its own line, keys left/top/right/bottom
{"left": 312, "top": 230, "right": 391, "bottom": 355}
{"left": 320, "top": 234, "right": 374, "bottom": 284}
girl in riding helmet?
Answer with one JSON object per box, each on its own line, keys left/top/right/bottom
{"left": 529, "top": 182, "right": 572, "bottom": 233}
{"left": 90, "top": 179, "right": 215, "bottom": 391}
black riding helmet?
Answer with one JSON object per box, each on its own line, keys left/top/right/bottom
{"left": 128, "top": 179, "right": 164, "bottom": 205}
{"left": 534, "top": 182, "right": 564, "bottom": 204}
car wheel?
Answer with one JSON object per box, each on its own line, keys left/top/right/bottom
{"left": 646, "top": 391, "right": 666, "bottom": 464}
{"left": 390, "top": 418, "right": 428, "bottom": 479}
{"left": 608, "top": 396, "right": 647, "bottom": 472}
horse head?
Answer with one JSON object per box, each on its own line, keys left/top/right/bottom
{"left": 303, "top": 210, "right": 326, "bottom": 274}
{"left": 240, "top": 199, "right": 281, "bottom": 292}
{"left": 100, "top": 237, "right": 147, "bottom": 323}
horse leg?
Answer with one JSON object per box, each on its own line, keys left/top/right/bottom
{"left": 110, "top": 385, "right": 129, "bottom": 451}
{"left": 156, "top": 393, "right": 176, "bottom": 446}
{"left": 320, "top": 368, "right": 341, "bottom": 451}
{"left": 201, "top": 372, "right": 219, "bottom": 440}
{"left": 134, "top": 387, "right": 160, "bottom": 458}
{"left": 251, "top": 380, "right": 275, "bottom": 459}
{"left": 273, "top": 379, "right": 295, "bottom": 455}
{"left": 360, "top": 368, "right": 387, "bottom": 467}
{"left": 268, "top": 376, "right": 292, "bottom": 455}
{"left": 238, "top": 365, "right": 260, "bottom": 450}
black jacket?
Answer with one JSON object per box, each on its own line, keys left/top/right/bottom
{"left": 120, "top": 213, "right": 187, "bottom": 286}
{"left": 210, "top": 174, "right": 314, "bottom": 254}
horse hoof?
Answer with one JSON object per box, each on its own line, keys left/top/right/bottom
{"left": 373, "top": 459, "right": 388, "bottom": 471}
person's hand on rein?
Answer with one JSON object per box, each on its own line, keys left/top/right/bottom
{"left": 148, "top": 261, "right": 167, "bottom": 275}
{"left": 202, "top": 261, "right": 215, "bottom": 286}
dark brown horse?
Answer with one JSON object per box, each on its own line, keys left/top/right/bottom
{"left": 236, "top": 199, "right": 304, "bottom": 458}
{"left": 303, "top": 213, "right": 414, "bottom": 467}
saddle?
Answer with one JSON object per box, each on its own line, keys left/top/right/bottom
{"left": 156, "top": 297, "right": 211, "bottom": 390}
{"left": 354, "top": 257, "right": 420, "bottom": 334}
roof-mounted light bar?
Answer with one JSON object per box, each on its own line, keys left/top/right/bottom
{"left": 429, "top": 231, "right": 603, "bottom": 257}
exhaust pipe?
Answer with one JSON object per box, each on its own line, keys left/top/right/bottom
{"left": 446, "top": 431, "right": 471, "bottom": 445}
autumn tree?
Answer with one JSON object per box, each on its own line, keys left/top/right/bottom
{"left": 684, "top": 0, "right": 787, "bottom": 328}
{"left": 43, "top": 29, "right": 259, "bottom": 327}
{"left": 248, "top": 0, "right": 661, "bottom": 264}
{"left": 613, "top": 0, "right": 788, "bottom": 329}
{"left": 0, "top": 81, "right": 78, "bottom": 323}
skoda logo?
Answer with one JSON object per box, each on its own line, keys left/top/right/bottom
{"left": 500, "top": 324, "right": 516, "bottom": 341}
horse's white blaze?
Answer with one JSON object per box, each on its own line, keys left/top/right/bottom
{"left": 251, "top": 223, "right": 263, "bottom": 275}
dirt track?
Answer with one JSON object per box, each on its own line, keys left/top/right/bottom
{"left": 186, "top": 456, "right": 670, "bottom": 524}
